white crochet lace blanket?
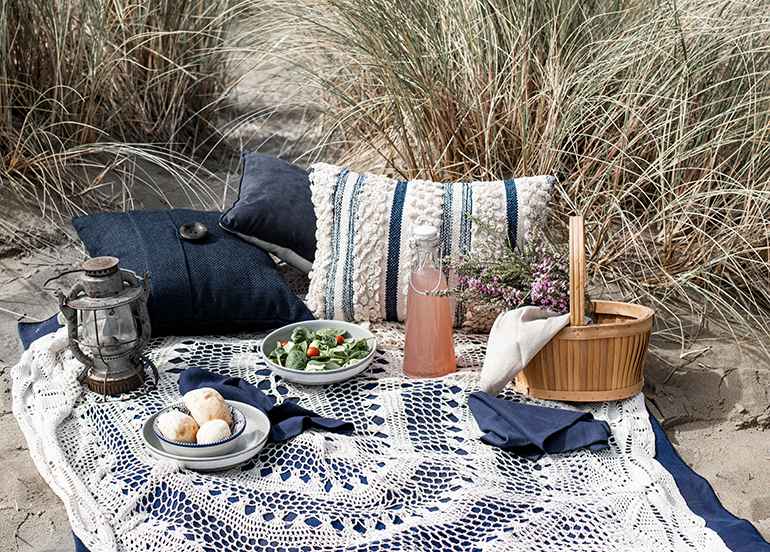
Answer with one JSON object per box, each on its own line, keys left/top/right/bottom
{"left": 12, "top": 325, "right": 727, "bottom": 552}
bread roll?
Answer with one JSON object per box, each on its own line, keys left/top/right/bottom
{"left": 196, "top": 419, "right": 232, "bottom": 444}
{"left": 183, "top": 387, "right": 232, "bottom": 426}
{"left": 156, "top": 409, "right": 198, "bottom": 443}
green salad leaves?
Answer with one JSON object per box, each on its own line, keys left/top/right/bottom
{"left": 268, "top": 326, "right": 371, "bottom": 371}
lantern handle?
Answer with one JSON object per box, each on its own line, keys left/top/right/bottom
{"left": 44, "top": 267, "right": 147, "bottom": 295}
{"left": 42, "top": 269, "right": 85, "bottom": 292}
{"left": 119, "top": 268, "right": 142, "bottom": 288}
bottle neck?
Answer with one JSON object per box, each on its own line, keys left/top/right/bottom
{"left": 414, "top": 240, "right": 440, "bottom": 272}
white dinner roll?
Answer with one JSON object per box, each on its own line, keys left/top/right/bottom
{"left": 183, "top": 387, "right": 232, "bottom": 426}
{"left": 156, "top": 409, "right": 198, "bottom": 443}
{"left": 196, "top": 419, "right": 232, "bottom": 444}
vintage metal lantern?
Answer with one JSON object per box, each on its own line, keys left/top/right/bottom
{"left": 57, "top": 256, "right": 152, "bottom": 395}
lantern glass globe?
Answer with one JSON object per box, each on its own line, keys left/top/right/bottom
{"left": 80, "top": 305, "right": 138, "bottom": 357}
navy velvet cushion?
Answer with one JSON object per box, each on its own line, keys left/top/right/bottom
{"left": 72, "top": 209, "right": 313, "bottom": 336}
{"left": 220, "top": 152, "right": 316, "bottom": 272}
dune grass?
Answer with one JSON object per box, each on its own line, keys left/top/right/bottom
{"left": 2, "top": 0, "right": 767, "bottom": 346}
{"left": 244, "top": 0, "right": 770, "bottom": 345}
{"left": 0, "top": 0, "right": 246, "bottom": 219}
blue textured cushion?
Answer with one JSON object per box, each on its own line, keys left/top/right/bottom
{"left": 72, "top": 209, "right": 313, "bottom": 336}
{"left": 220, "top": 153, "right": 316, "bottom": 272}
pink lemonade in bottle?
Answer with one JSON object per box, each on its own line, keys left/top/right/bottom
{"left": 403, "top": 225, "right": 456, "bottom": 378}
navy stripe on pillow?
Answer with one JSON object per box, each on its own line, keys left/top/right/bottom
{"left": 324, "top": 169, "right": 349, "bottom": 319}
{"left": 504, "top": 179, "right": 518, "bottom": 249}
{"left": 385, "top": 181, "right": 408, "bottom": 321}
{"left": 455, "top": 183, "right": 474, "bottom": 326}
{"left": 459, "top": 182, "right": 473, "bottom": 255}
{"left": 440, "top": 183, "right": 453, "bottom": 262}
{"left": 343, "top": 174, "right": 365, "bottom": 320}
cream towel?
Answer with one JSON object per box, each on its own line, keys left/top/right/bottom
{"left": 479, "top": 307, "right": 570, "bottom": 395}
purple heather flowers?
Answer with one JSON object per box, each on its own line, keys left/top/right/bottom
{"left": 530, "top": 257, "right": 570, "bottom": 314}
{"left": 450, "top": 226, "right": 571, "bottom": 314}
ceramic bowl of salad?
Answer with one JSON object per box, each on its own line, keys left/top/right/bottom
{"left": 260, "top": 320, "right": 376, "bottom": 385}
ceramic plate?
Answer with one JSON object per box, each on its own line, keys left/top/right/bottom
{"left": 260, "top": 320, "right": 376, "bottom": 385}
{"left": 142, "top": 401, "right": 270, "bottom": 471}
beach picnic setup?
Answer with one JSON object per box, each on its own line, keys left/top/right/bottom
{"left": 10, "top": 154, "right": 769, "bottom": 552}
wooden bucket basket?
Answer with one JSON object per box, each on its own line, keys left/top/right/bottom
{"left": 514, "top": 216, "right": 654, "bottom": 402}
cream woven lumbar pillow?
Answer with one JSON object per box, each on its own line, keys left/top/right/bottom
{"left": 307, "top": 163, "right": 555, "bottom": 323}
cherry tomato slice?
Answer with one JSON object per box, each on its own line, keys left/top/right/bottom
{"left": 307, "top": 346, "right": 320, "bottom": 357}
{"left": 335, "top": 335, "right": 345, "bottom": 345}
{"left": 280, "top": 340, "right": 288, "bottom": 347}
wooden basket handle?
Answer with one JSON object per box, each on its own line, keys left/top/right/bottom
{"left": 569, "top": 215, "right": 586, "bottom": 326}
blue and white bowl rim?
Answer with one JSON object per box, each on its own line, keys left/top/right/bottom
{"left": 153, "top": 403, "right": 246, "bottom": 448}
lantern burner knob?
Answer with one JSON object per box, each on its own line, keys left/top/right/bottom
{"left": 82, "top": 256, "right": 120, "bottom": 277}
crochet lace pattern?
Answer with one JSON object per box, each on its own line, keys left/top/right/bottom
{"left": 12, "top": 326, "right": 727, "bottom": 552}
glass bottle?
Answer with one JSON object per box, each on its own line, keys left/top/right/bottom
{"left": 403, "top": 225, "right": 457, "bottom": 378}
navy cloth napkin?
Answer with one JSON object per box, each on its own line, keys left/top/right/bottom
{"left": 179, "top": 367, "right": 354, "bottom": 442}
{"left": 468, "top": 391, "right": 611, "bottom": 456}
